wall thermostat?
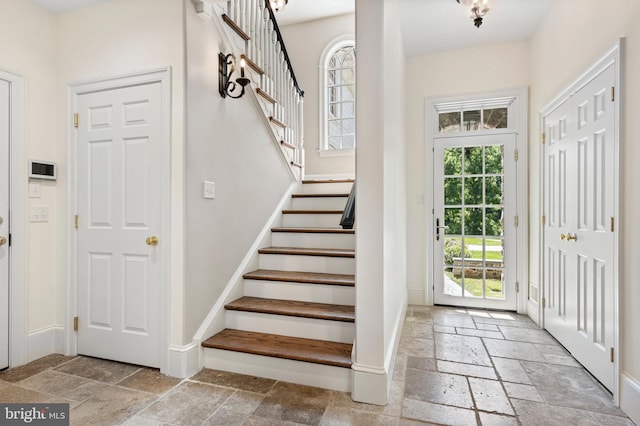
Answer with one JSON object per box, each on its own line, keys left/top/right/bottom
{"left": 29, "top": 160, "right": 57, "bottom": 181}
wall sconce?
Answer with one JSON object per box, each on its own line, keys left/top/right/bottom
{"left": 218, "top": 53, "right": 250, "bottom": 99}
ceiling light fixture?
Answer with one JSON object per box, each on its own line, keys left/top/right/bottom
{"left": 456, "top": 0, "right": 491, "bottom": 28}
{"left": 269, "top": 0, "right": 288, "bottom": 12}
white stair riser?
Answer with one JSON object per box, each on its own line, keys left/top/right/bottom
{"left": 203, "top": 348, "right": 352, "bottom": 392}
{"left": 226, "top": 311, "right": 355, "bottom": 343}
{"left": 259, "top": 253, "right": 355, "bottom": 274}
{"left": 282, "top": 213, "right": 343, "bottom": 228}
{"left": 301, "top": 182, "right": 354, "bottom": 194}
{"left": 244, "top": 279, "right": 355, "bottom": 305}
{"left": 271, "top": 232, "right": 355, "bottom": 249}
{"left": 291, "top": 197, "right": 348, "bottom": 210}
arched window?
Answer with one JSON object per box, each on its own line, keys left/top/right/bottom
{"left": 320, "top": 38, "right": 356, "bottom": 155}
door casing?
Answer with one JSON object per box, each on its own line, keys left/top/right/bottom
{"left": 68, "top": 68, "right": 172, "bottom": 372}
{"left": 424, "top": 88, "right": 529, "bottom": 313}
{"left": 0, "top": 71, "right": 25, "bottom": 369}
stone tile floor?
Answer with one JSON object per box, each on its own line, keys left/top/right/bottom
{"left": 0, "top": 306, "right": 635, "bottom": 425}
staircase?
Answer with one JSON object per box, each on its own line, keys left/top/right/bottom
{"left": 202, "top": 179, "right": 355, "bottom": 391}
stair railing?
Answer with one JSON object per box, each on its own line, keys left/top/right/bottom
{"left": 225, "top": 0, "right": 305, "bottom": 167}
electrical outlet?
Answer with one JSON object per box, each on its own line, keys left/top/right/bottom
{"left": 203, "top": 181, "right": 215, "bottom": 199}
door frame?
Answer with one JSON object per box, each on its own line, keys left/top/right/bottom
{"left": 67, "top": 67, "right": 172, "bottom": 371}
{"left": 425, "top": 88, "right": 529, "bottom": 313}
{"left": 539, "top": 40, "right": 622, "bottom": 402}
{"left": 0, "top": 71, "right": 26, "bottom": 368}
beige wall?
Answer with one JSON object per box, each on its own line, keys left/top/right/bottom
{"left": 528, "top": 0, "right": 640, "bottom": 421}
{"left": 0, "top": 0, "right": 58, "bottom": 339}
{"left": 404, "top": 41, "right": 530, "bottom": 303}
{"left": 280, "top": 14, "right": 355, "bottom": 177}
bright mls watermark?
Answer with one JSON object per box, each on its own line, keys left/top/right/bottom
{"left": 1, "top": 404, "right": 69, "bottom": 425}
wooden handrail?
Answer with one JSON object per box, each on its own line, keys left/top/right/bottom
{"left": 264, "top": 0, "right": 304, "bottom": 97}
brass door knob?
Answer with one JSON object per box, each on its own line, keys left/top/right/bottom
{"left": 146, "top": 236, "right": 159, "bottom": 246}
{"left": 0, "top": 236, "right": 6, "bottom": 246}
{"left": 567, "top": 234, "right": 578, "bottom": 241}
{"left": 560, "top": 234, "right": 567, "bottom": 240}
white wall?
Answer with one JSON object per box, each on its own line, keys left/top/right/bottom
{"left": 183, "top": 2, "right": 294, "bottom": 341}
{"left": 528, "top": 1, "right": 640, "bottom": 422}
{"left": 404, "top": 41, "right": 530, "bottom": 304}
{"left": 353, "top": 0, "right": 407, "bottom": 405}
{"left": 0, "top": 0, "right": 59, "bottom": 361}
{"left": 280, "top": 14, "right": 355, "bottom": 178}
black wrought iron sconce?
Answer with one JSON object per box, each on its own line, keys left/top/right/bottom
{"left": 218, "top": 53, "right": 251, "bottom": 99}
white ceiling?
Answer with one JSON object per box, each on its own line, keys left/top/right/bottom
{"left": 30, "top": 0, "right": 552, "bottom": 57}
{"left": 31, "top": 0, "right": 109, "bottom": 14}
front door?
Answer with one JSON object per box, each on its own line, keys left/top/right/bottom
{"left": 0, "top": 79, "right": 10, "bottom": 370}
{"left": 434, "top": 133, "right": 518, "bottom": 310}
{"left": 543, "top": 61, "right": 616, "bottom": 391}
{"left": 76, "top": 81, "right": 163, "bottom": 367}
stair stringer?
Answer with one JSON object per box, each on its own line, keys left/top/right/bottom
{"left": 196, "top": 0, "right": 301, "bottom": 179}
{"left": 196, "top": 180, "right": 356, "bottom": 392}
{"left": 191, "top": 182, "right": 296, "bottom": 359}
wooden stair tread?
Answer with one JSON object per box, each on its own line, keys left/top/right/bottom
{"left": 292, "top": 193, "right": 349, "bottom": 198}
{"left": 202, "top": 329, "right": 352, "bottom": 368}
{"left": 282, "top": 209, "right": 343, "bottom": 214}
{"left": 243, "top": 269, "right": 355, "bottom": 286}
{"left": 271, "top": 227, "right": 355, "bottom": 234}
{"left": 258, "top": 247, "right": 354, "bottom": 258}
{"left": 225, "top": 296, "right": 355, "bottom": 322}
{"left": 302, "top": 179, "right": 355, "bottom": 184}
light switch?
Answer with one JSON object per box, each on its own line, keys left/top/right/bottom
{"left": 30, "top": 205, "right": 49, "bottom": 223}
{"left": 203, "top": 181, "right": 215, "bottom": 199}
{"left": 29, "top": 183, "right": 41, "bottom": 198}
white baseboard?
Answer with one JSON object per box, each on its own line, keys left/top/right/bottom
{"left": 352, "top": 295, "right": 407, "bottom": 406}
{"left": 165, "top": 342, "right": 201, "bottom": 379}
{"left": 26, "top": 325, "right": 64, "bottom": 363}
{"left": 408, "top": 287, "right": 425, "bottom": 305}
{"left": 620, "top": 373, "right": 640, "bottom": 425}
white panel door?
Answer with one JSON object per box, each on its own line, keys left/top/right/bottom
{"left": 77, "top": 82, "right": 162, "bottom": 368}
{"left": 0, "top": 79, "right": 9, "bottom": 370}
{"left": 434, "top": 133, "right": 518, "bottom": 310}
{"left": 543, "top": 63, "right": 616, "bottom": 390}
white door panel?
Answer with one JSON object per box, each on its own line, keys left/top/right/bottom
{"left": 0, "top": 79, "right": 10, "bottom": 370}
{"left": 77, "top": 82, "right": 162, "bottom": 367}
{"left": 433, "top": 133, "right": 518, "bottom": 311}
{"left": 543, "top": 63, "right": 616, "bottom": 390}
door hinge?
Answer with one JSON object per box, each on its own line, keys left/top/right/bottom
{"left": 610, "top": 347, "right": 614, "bottom": 363}
{"left": 515, "top": 282, "right": 520, "bottom": 293}
{"left": 611, "top": 87, "right": 615, "bottom": 102}
{"left": 542, "top": 297, "right": 546, "bottom": 309}
{"left": 514, "top": 149, "right": 519, "bottom": 161}
{"left": 8, "top": 234, "right": 11, "bottom": 247}
{"left": 514, "top": 215, "right": 519, "bottom": 227}
{"left": 542, "top": 215, "right": 546, "bottom": 225}
{"left": 542, "top": 133, "right": 546, "bottom": 144}
{"left": 73, "top": 316, "right": 78, "bottom": 332}
{"left": 73, "top": 113, "right": 79, "bottom": 128}
{"left": 74, "top": 215, "right": 79, "bottom": 229}
{"left": 610, "top": 217, "right": 614, "bottom": 232}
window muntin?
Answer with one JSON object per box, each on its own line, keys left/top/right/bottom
{"left": 438, "top": 106, "right": 509, "bottom": 133}
{"left": 323, "top": 44, "right": 356, "bottom": 152}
